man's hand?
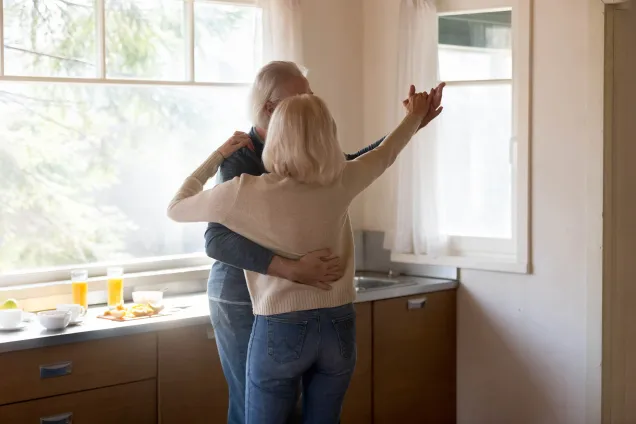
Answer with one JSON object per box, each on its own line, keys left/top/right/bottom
{"left": 403, "top": 82, "right": 445, "bottom": 130}
{"left": 268, "top": 249, "right": 345, "bottom": 291}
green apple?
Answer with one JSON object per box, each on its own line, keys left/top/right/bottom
{"left": 0, "top": 299, "right": 19, "bottom": 310}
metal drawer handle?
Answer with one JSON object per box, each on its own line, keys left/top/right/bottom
{"left": 207, "top": 328, "right": 216, "bottom": 340}
{"left": 40, "top": 361, "right": 73, "bottom": 379}
{"left": 407, "top": 297, "right": 427, "bottom": 310}
{"left": 40, "top": 412, "right": 73, "bottom": 424}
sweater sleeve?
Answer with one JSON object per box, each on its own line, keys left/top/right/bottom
{"left": 343, "top": 113, "right": 423, "bottom": 196}
{"left": 167, "top": 151, "right": 238, "bottom": 224}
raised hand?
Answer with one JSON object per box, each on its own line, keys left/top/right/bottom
{"left": 404, "top": 86, "right": 433, "bottom": 117}
{"left": 217, "top": 131, "right": 255, "bottom": 158}
{"left": 402, "top": 82, "right": 445, "bottom": 130}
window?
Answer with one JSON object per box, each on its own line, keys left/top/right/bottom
{"left": 393, "top": 0, "right": 531, "bottom": 273}
{"left": 0, "top": 0, "right": 262, "bottom": 286}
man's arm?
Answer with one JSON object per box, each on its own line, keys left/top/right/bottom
{"left": 345, "top": 137, "right": 385, "bottom": 161}
{"left": 204, "top": 149, "right": 343, "bottom": 285}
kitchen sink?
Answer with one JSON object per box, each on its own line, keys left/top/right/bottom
{"left": 354, "top": 276, "right": 416, "bottom": 292}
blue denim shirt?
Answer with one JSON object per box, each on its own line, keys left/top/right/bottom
{"left": 206, "top": 128, "right": 384, "bottom": 305}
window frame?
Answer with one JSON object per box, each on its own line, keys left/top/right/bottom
{"left": 0, "top": 0, "right": 260, "bottom": 288}
{"left": 391, "top": 0, "right": 532, "bottom": 274}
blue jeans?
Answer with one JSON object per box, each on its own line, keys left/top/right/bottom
{"left": 245, "top": 304, "right": 357, "bottom": 424}
{"left": 209, "top": 300, "right": 254, "bottom": 424}
{"left": 210, "top": 299, "right": 304, "bottom": 424}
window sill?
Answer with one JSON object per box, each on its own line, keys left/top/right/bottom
{"left": 391, "top": 252, "right": 530, "bottom": 274}
{"left": 0, "top": 266, "right": 211, "bottom": 312}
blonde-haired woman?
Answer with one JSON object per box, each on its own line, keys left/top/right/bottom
{"left": 168, "top": 87, "right": 443, "bottom": 424}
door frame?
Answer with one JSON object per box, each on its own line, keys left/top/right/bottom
{"left": 603, "top": 1, "right": 633, "bottom": 423}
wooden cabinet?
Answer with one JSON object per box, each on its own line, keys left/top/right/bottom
{"left": 158, "top": 323, "right": 229, "bottom": 424}
{"left": 0, "top": 333, "right": 157, "bottom": 406}
{"left": 373, "top": 290, "right": 457, "bottom": 424}
{"left": 341, "top": 302, "right": 373, "bottom": 424}
{"left": 0, "top": 379, "right": 156, "bottom": 423}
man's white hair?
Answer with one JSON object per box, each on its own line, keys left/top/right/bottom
{"left": 249, "top": 61, "right": 307, "bottom": 130}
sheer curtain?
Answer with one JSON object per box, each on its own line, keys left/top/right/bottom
{"left": 385, "top": 0, "right": 448, "bottom": 256}
{"left": 257, "top": 0, "right": 303, "bottom": 64}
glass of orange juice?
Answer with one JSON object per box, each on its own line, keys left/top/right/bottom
{"left": 71, "top": 269, "right": 88, "bottom": 313}
{"left": 107, "top": 267, "right": 124, "bottom": 309}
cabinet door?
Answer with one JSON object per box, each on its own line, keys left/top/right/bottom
{"left": 373, "top": 290, "right": 456, "bottom": 424}
{"left": 158, "top": 323, "right": 229, "bottom": 424}
{"left": 341, "top": 302, "right": 372, "bottom": 424}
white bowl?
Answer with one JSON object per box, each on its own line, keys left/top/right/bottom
{"left": 37, "top": 310, "right": 72, "bottom": 330}
{"left": 132, "top": 291, "right": 163, "bottom": 305}
{"left": 0, "top": 309, "right": 23, "bottom": 330}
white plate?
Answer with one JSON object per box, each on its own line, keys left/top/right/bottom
{"left": 69, "top": 318, "right": 84, "bottom": 326}
{"left": 0, "top": 322, "right": 27, "bottom": 332}
{"left": 22, "top": 312, "right": 36, "bottom": 322}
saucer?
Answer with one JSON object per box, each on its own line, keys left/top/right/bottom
{"left": 22, "top": 312, "right": 36, "bottom": 322}
{"left": 0, "top": 322, "right": 27, "bottom": 332}
{"left": 68, "top": 318, "right": 84, "bottom": 326}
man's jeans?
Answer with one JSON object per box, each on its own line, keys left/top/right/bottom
{"left": 245, "top": 304, "right": 357, "bottom": 424}
{"left": 209, "top": 300, "right": 254, "bottom": 424}
{"left": 210, "top": 299, "right": 303, "bottom": 424}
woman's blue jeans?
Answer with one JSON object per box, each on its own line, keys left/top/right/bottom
{"left": 245, "top": 303, "right": 357, "bottom": 424}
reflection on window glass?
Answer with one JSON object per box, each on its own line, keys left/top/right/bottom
{"left": 0, "top": 83, "right": 251, "bottom": 273}
{"left": 195, "top": 2, "right": 261, "bottom": 82}
{"left": 438, "top": 10, "right": 512, "bottom": 81}
{"left": 105, "top": 0, "right": 185, "bottom": 80}
{"left": 437, "top": 83, "right": 513, "bottom": 238}
{"left": 3, "top": 0, "right": 96, "bottom": 77}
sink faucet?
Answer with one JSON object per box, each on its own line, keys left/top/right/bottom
{"left": 388, "top": 269, "right": 400, "bottom": 278}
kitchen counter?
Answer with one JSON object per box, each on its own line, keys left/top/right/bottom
{"left": 0, "top": 275, "right": 457, "bottom": 354}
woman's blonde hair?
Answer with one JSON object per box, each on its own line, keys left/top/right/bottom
{"left": 263, "top": 94, "right": 345, "bottom": 185}
{"left": 250, "top": 61, "right": 307, "bottom": 130}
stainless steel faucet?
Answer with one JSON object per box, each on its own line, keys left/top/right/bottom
{"left": 388, "top": 269, "right": 400, "bottom": 278}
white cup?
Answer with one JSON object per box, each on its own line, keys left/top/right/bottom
{"left": 0, "top": 309, "right": 23, "bottom": 329}
{"left": 56, "top": 304, "right": 85, "bottom": 323}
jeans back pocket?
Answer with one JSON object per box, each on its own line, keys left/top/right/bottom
{"left": 332, "top": 314, "right": 356, "bottom": 359}
{"left": 266, "top": 317, "right": 308, "bottom": 364}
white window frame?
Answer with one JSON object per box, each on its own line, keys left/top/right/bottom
{"left": 0, "top": 0, "right": 260, "bottom": 289}
{"left": 391, "top": 0, "right": 532, "bottom": 274}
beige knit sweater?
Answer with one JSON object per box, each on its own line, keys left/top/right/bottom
{"left": 168, "top": 113, "right": 422, "bottom": 315}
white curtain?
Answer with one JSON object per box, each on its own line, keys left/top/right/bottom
{"left": 258, "top": 0, "right": 304, "bottom": 64}
{"left": 385, "top": 0, "right": 448, "bottom": 256}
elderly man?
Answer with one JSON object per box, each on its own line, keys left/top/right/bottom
{"left": 206, "top": 61, "right": 443, "bottom": 424}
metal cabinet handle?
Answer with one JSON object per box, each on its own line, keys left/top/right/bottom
{"left": 40, "top": 412, "right": 73, "bottom": 424}
{"left": 40, "top": 361, "right": 73, "bottom": 379}
{"left": 207, "top": 328, "right": 216, "bottom": 340}
{"left": 407, "top": 297, "right": 427, "bottom": 310}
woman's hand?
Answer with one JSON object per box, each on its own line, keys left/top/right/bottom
{"left": 403, "top": 83, "right": 445, "bottom": 130}
{"left": 405, "top": 88, "right": 433, "bottom": 117}
{"left": 217, "top": 131, "right": 255, "bottom": 159}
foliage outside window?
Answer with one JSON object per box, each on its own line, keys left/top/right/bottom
{"left": 0, "top": 0, "right": 262, "bottom": 282}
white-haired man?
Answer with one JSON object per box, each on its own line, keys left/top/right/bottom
{"left": 205, "top": 61, "right": 443, "bottom": 424}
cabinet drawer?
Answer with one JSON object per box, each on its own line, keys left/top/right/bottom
{"left": 0, "top": 379, "right": 156, "bottom": 424}
{"left": 0, "top": 333, "right": 157, "bottom": 405}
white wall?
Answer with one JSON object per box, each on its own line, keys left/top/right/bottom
{"left": 301, "top": 0, "right": 365, "bottom": 224}
{"left": 359, "top": 1, "right": 605, "bottom": 423}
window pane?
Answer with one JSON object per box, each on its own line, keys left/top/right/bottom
{"left": 438, "top": 10, "right": 512, "bottom": 81}
{"left": 194, "top": 2, "right": 261, "bottom": 83}
{"left": 3, "top": 0, "right": 96, "bottom": 77}
{"left": 105, "top": 0, "right": 185, "bottom": 80}
{"left": 437, "top": 83, "right": 512, "bottom": 238}
{"left": 0, "top": 82, "right": 250, "bottom": 273}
